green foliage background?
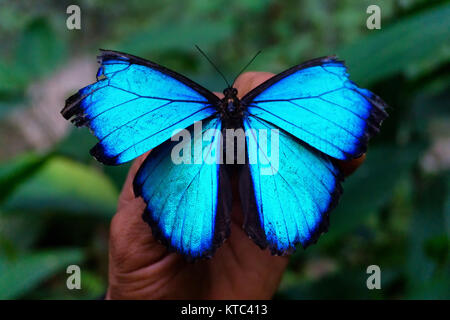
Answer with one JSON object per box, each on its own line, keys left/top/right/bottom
{"left": 0, "top": 0, "right": 449, "bottom": 299}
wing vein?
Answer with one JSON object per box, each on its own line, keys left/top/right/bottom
{"left": 248, "top": 107, "right": 350, "bottom": 157}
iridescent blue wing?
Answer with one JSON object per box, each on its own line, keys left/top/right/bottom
{"left": 239, "top": 57, "right": 387, "bottom": 253}
{"left": 240, "top": 115, "right": 343, "bottom": 254}
{"left": 134, "top": 117, "right": 231, "bottom": 259}
{"left": 241, "top": 56, "right": 388, "bottom": 160}
{"left": 62, "top": 50, "right": 220, "bottom": 165}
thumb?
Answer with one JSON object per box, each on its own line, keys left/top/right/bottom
{"left": 117, "top": 151, "right": 149, "bottom": 211}
{"left": 109, "top": 151, "right": 170, "bottom": 273}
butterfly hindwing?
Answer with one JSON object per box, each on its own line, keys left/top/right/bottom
{"left": 61, "top": 50, "right": 220, "bottom": 165}
{"left": 133, "top": 117, "right": 231, "bottom": 258}
{"left": 242, "top": 57, "right": 388, "bottom": 160}
{"left": 240, "top": 115, "right": 343, "bottom": 254}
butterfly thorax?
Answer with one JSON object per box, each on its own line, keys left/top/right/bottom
{"left": 221, "top": 87, "right": 242, "bottom": 120}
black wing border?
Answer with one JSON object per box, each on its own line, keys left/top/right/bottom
{"left": 240, "top": 56, "right": 340, "bottom": 104}
{"left": 61, "top": 49, "right": 221, "bottom": 120}
{"left": 133, "top": 118, "right": 232, "bottom": 261}
{"left": 240, "top": 56, "right": 389, "bottom": 160}
{"left": 239, "top": 115, "right": 344, "bottom": 255}
{"left": 98, "top": 49, "right": 221, "bottom": 104}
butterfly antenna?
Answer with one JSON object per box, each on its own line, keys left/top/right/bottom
{"left": 195, "top": 45, "right": 231, "bottom": 88}
{"left": 232, "top": 50, "right": 262, "bottom": 85}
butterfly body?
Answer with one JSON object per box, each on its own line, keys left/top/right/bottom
{"left": 220, "top": 87, "right": 243, "bottom": 120}
{"left": 62, "top": 50, "right": 388, "bottom": 259}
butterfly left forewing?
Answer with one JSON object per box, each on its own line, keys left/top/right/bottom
{"left": 62, "top": 50, "right": 221, "bottom": 165}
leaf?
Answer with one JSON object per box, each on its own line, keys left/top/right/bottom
{"left": 0, "top": 248, "right": 85, "bottom": 299}
{"left": 0, "top": 212, "right": 46, "bottom": 251}
{"left": 0, "top": 60, "right": 29, "bottom": 93}
{"left": 24, "top": 269, "right": 106, "bottom": 300}
{"left": 406, "top": 172, "right": 450, "bottom": 299}
{"left": 113, "top": 19, "right": 233, "bottom": 56}
{"left": 324, "top": 143, "right": 424, "bottom": 241}
{"left": 56, "top": 129, "right": 132, "bottom": 190}
{"left": 3, "top": 157, "right": 119, "bottom": 219}
{"left": 0, "top": 152, "right": 52, "bottom": 204}
{"left": 338, "top": 3, "right": 450, "bottom": 86}
{"left": 277, "top": 269, "right": 390, "bottom": 299}
{"left": 0, "top": 17, "right": 67, "bottom": 112}
{"left": 73, "top": 270, "right": 106, "bottom": 299}
{"left": 55, "top": 128, "right": 99, "bottom": 164}
{"left": 407, "top": 275, "right": 450, "bottom": 300}
{"left": 411, "top": 82, "right": 450, "bottom": 137}
{"left": 15, "top": 17, "right": 66, "bottom": 79}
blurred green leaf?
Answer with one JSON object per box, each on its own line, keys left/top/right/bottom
{"left": 16, "top": 17, "right": 66, "bottom": 79}
{"left": 0, "top": 152, "right": 52, "bottom": 204}
{"left": 338, "top": 3, "right": 450, "bottom": 86}
{"left": 0, "top": 212, "right": 46, "bottom": 252}
{"left": 114, "top": 19, "right": 233, "bottom": 56}
{"left": 0, "top": 16, "right": 67, "bottom": 110}
{"left": 0, "top": 96, "right": 25, "bottom": 120}
{"left": 277, "top": 269, "right": 393, "bottom": 300}
{"left": 24, "top": 269, "right": 106, "bottom": 300}
{"left": 3, "top": 157, "right": 119, "bottom": 218}
{"left": 424, "top": 235, "right": 449, "bottom": 265}
{"left": 0, "top": 19, "right": 60, "bottom": 93}
{"left": 55, "top": 129, "right": 99, "bottom": 164}
{"left": 445, "top": 174, "right": 450, "bottom": 237}
{"left": 0, "top": 248, "right": 85, "bottom": 299}
{"left": 412, "top": 83, "right": 450, "bottom": 137}
{"left": 406, "top": 172, "right": 450, "bottom": 299}
{"left": 325, "top": 143, "right": 424, "bottom": 241}
{"left": 75, "top": 270, "right": 106, "bottom": 299}
{"left": 56, "top": 128, "right": 132, "bottom": 189}
{"left": 0, "top": 61, "right": 29, "bottom": 93}
{"left": 407, "top": 275, "right": 450, "bottom": 299}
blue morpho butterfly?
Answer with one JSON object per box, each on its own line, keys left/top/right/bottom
{"left": 61, "top": 49, "right": 387, "bottom": 259}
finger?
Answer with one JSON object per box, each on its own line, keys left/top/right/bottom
{"left": 109, "top": 196, "right": 170, "bottom": 273}
{"left": 111, "top": 150, "right": 171, "bottom": 271}
{"left": 214, "top": 92, "right": 224, "bottom": 99}
{"left": 118, "top": 151, "right": 150, "bottom": 211}
{"left": 233, "top": 72, "right": 275, "bottom": 97}
{"left": 335, "top": 153, "right": 366, "bottom": 177}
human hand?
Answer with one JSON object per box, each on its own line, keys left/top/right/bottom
{"left": 106, "top": 72, "right": 364, "bottom": 299}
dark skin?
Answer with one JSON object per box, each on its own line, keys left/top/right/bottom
{"left": 106, "top": 72, "right": 365, "bottom": 299}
